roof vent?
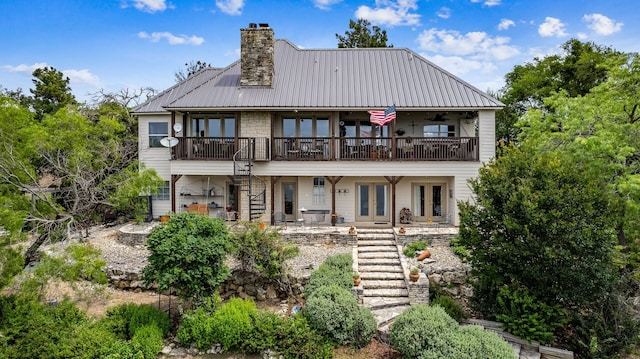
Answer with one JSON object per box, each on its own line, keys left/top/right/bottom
{"left": 259, "top": 23, "right": 269, "bottom": 28}
{"left": 249, "top": 23, "right": 257, "bottom": 28}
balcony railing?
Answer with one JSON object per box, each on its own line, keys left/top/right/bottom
{"left": 172, "top": 136, "right": 478, "bottom": 161}
{"left": 272, "top": 137, "right": 478, "bottom": 161}
{"left": 173, "top": 137, "right": 269, "bottom": 161}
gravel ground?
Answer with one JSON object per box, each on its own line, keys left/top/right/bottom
{"left": 44, "top": 223, "right": 463, "bottom": 283}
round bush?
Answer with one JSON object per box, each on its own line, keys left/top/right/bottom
{"left": 431, "top": 295, "right": 466, "bottom": 322}
{"left": 389, "top": 304, "right": 458, "bottom": 359}
{"left": 304, "top": 254, "right": 353, "bottom": 298}
{"left": 210, "top": 298, "right": 258, "bottom": 350}
{"left": 304, "top": 285, "right": 376, "bottom": 348}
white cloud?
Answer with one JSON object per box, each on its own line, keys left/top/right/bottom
{"left": 355, "top": 0, "right": 421, "bottom": 27}
{"left": 313, "top": 0, "right": 342, "bottom": 10}
{"left": 436, "top": 7, "right": 450, "bottom": 19}
{"left": 498, "top": 18, "right": 515, "bottom": 30}
{"left": 583, "top": 13, "right": 623, "bottom": 36}
{"left": 470, "top": 0, "right": 501, "bottom": 6}
{"left": 424, "top": 54, "right": 497, "bottom": 76}
{"left": 63, "top": 69, "right": 102, "bottom": 88}
{"left": 129, "top": 0, "right": 169, "bottom": 13}
{"left": 538, "top": 17, "right": 567, "bottom": 37}
{"left": 138, "top": 31, "right": 205, "bottom": 45}
{"left": 2, "top": 62, "right": 48, "bottom": 74}
{"left": 417, "top": 28, "right": 519, "bottom": 61}
{"left": 215, "top": 0, "right": 244, "bottom": 15}
{"left": 576, "top": 32, "right": 588, "bottom": 40}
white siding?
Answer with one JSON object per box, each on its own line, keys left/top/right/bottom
{"left": 478, "top": 110, "right": 496, "bottom": 162}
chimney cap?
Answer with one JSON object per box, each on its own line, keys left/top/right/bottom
{"left": 259, "top": 23, "right": 269, "bottom": 28}
{"left": 249, "top": 23, "right": 257, "bottom": 28}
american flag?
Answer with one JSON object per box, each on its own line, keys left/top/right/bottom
{"left": 368, "top": 105, "right": 396, "bottom": 126}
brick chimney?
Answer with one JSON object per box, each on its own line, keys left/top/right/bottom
{"left": 240, "top": 23, "right": 274, "bottom": 87}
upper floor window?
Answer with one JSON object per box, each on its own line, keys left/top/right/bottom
{"left": 190, "top": 116, "right": 235, "bottom": 137}
{"left": 283, "top": 116, "right": 329, "bottom": 137}
{"left": 149, "top": 122, "right": 168, "bottom": 148}
{"left": 424, "top": 124, "right": 455, "bottom": 137}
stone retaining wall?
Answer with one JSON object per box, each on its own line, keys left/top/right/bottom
{"left": 281, "top": 231, "right": 356, "bottom": 245}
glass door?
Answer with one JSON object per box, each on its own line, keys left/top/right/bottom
{"left": 412, "top": 183, "right": 446, "bottom": 221}
{"left": 356, "top": 183, "right": 389, "bottom": 222}
{"left": 282, "top": 182, "right": 297, "bottom": 222}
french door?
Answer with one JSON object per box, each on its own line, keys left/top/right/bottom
{"left": 355, "top": 183, "right": 389, "bottom": 222}
{"left": 282, "top": 182, "right": 297, "bottom": 222}
{"left": 412, "top": 183, "right": 446, "bottom": 221}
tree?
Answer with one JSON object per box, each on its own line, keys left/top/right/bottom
{"left": 30, "top": 66, "right": 77, "bottom": 120}
{"left": 174, "top": 60, "right": 212, "bottom": 82}
{"left": 496, "top": 39, "right": 623, "bottom": 143}
{"left": 142, "top": 213, "right": 232, "bottom": 302}
{"left": 0, "top": 96, "right": 163, "bottom": 265}
{"left": 457, "top": 145, "right": 637, "bottom": 356}
{"left": 336, "top": 19, "right": 392, "bottom": 48}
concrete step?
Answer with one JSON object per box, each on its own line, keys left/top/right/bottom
{"left": 363, "top": 280, "right": 406, "bottom": 289}
{"left": 357, "top": 233, "right": 395, "bottom": 240}
{"left": 363, "top": 296, "right": 411, "bottom": 310}
{"left": 371, "top": 305, "right": 411, "bottom": 328}
{"left": 358, "top": 245, "right": 398, "bottom": 252}
{"left": 358, "top": 257, "right": 400, "bottom": 266}
{"left": 364, "top": 288, "right": 409, "bottom": 297}
{"left": 361, "top": 272, "right": 405, "bottom": 280}
{"left": 358, "top": 265, "right": 403, "bottom": 273}
{"left": 358, "top": 252, "right": 399, "bottom": 259}
{"left": 357, "top": 239, "right": 396, "bottom": 246}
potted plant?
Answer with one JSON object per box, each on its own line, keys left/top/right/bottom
{"left": 353, "top": 271, "right": 361, "bottom": 286}
{"left": 409, "top": 267, "right": 420, "bottom": 282}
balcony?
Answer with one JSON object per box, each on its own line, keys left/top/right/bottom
{"left": 172, "top": 136, "right": 478, "bottom": 161}
{"left": 272, "top": 137, "right": 478, "bottom": 161}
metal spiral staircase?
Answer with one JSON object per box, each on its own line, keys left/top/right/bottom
{"left": 233, "top": 138, "right": 266, "bottom": 221}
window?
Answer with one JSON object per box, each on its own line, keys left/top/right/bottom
{"left": 282, "top": 116, "right": 330, "bottom": 137}
{"left": 190, "top": 116, "right": 236, "bottom": 137}
{"left": 424, "top": 124, "right": 455, "bottom": 137}
{"left": 152, "top": 181, "right": 170, "bottom": 200}
{"left": 313, "top": 177, "right": 325, "bottom": 204}
{"left": 149, "top": 122, "right": 168, "bottom": 148}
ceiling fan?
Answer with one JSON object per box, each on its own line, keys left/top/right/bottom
{"left": 426, "top": 113, "right": 448, "bottom": 122}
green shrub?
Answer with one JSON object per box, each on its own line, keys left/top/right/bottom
{"left": 496, "top": 285, "right": 566, "bottom": 344}
{"left": 241, "top": 310, "right": 284, "bottom": 354}
{"left": 389, "top": 304, "right": 458, "bottom": 359}
{"left": 431, "top": 295, "right": 466, "bottom": 322}
{"left": 128, "top": 304, "right": 171, "bottom": 338}
{"left": 100, "top": 340, "right": 145, "bottom": 359}
{"left": 417, "top": 325, "right": 516, "bottom": 359}
{"left": 278, "top": 315, "right": 334, "bottom": 359}
{"left": 304, "top": 254, "right": 353, "bottom": 298}
{"left": 231, "top": 222, "right": 299, "bottom": 280}
{"left": 304, "top": 285, "right": 376, "bottom": 348}
{"left": 210, "top": 298, "right": 258, "bottom": 351}
{"left": 131, "top": 324, "right": 164, "bottom": 359}
{"left": 177, "top": 307, "right": 215, "bottom": 350}
{"left": 102, "top": 303, "right": 170, "bottom": 340}
{"left": 403, "top": 240, "right": 428, "bottom": 257}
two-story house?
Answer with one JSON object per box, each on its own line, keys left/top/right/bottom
{"left": 134, "top": 23, "right": 502, "bottom": 227}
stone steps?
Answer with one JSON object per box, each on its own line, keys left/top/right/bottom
{"left": 355, "top": 230, "right": 411, "bottom": 331}
{"left": 358, "top": 252, "right": 399, "bottom": 259}
{"left": 363, "top": 280, "right": 406, "bottom": 289}
{"left": 363, "top": 296, "right": 411, "bottom": 310}
{"left": 357, "top": 239, "right": 396, "bottom": 248}
{"left": 359, "top": 265, "right": 403, "bottom": 273}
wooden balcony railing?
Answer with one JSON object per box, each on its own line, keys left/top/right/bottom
{"left": 172, "top": 137, "right": 269, "bottom": 161}
{"left": 272, "top": 137, "right": 479, "bottom": 161}
{"left": 172, "top": 137, "right": 478, "bottom": 161}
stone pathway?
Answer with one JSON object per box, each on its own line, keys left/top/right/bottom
{"left": 354, "top": 228, "right": 411, "bottom": 332}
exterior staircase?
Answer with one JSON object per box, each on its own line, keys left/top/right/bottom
{"left": 355, "top": 228, "right": 411, "bottom": 333}
{"left": 233, "top": 139, "right": 266, "bottom": 221}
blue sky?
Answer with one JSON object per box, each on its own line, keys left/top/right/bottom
{"left": 1, "top": 0, "right": 637, "bottom": 103}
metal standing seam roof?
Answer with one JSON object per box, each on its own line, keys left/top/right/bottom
{"left": 137, "top": 39, "right": 503, "bottom": 113}
{"left": 132, "top": 67, "right": 224, "bottom": 113}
